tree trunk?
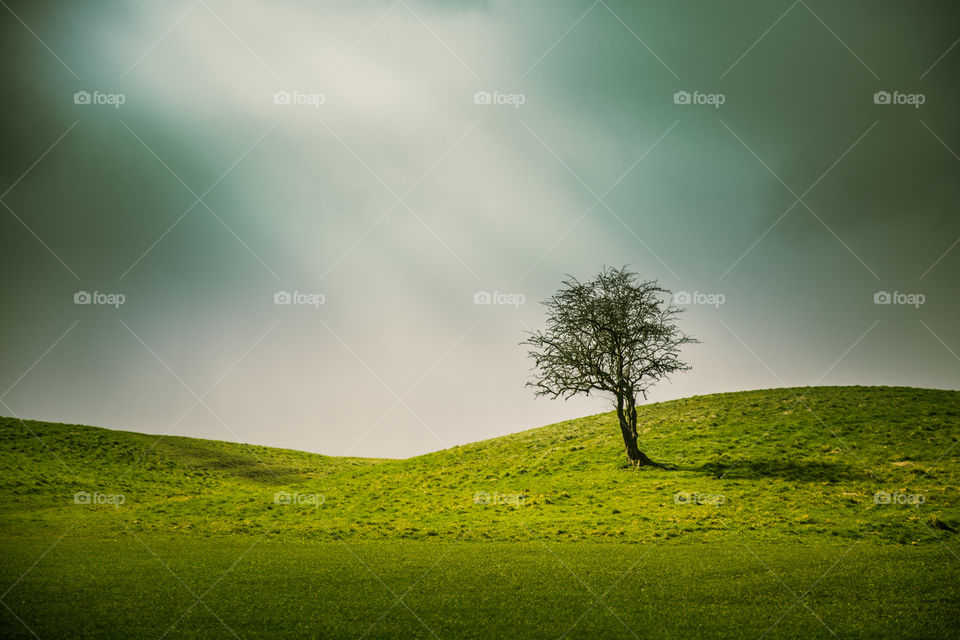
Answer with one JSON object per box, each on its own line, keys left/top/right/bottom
{"left": 616, "top": 394, "right": 662, "bottom": 467}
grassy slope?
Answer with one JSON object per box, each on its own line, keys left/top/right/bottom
{"left": 1, "top": 386, "right": 958, "bottom": 544}
{"left": 2, "top": 386, "right": 959, "bottom": 639}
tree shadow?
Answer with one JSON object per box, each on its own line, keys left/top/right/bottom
{"left": 678, "top": 458, "right": 865, "bottom": 482}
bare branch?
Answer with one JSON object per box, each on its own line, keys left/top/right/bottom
{"left": 522, "top": 266, "right": 697, "bottom": 465}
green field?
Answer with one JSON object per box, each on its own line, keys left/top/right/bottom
{"left": 1, "top": 539, "right": 957, "bottom": 639}
{"left": 1, "top": 386, "right": 958, "bottom": 638}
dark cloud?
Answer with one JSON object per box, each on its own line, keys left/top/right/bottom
{"left": 2, "top": 0, "right": 958, "bottom": 456}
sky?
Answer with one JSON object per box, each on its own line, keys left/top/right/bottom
{"left": 1, "top": 0, "right": 958, "bottom": 458}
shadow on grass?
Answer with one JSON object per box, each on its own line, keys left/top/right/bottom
{"left": 691, "top": 458, "right": 864, "bottom": 482}
{"left": 163, "top": 444, "right": 311, "bottom": 483}
{"left": 631, "top": 457, "right": 864, "bottom": 482}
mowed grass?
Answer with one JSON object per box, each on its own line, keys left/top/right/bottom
{"left": 1, "top": 386, "right": 958, "bottom": 638}
{"left": 1, "top": 386, "right": 958, "bottom": 544}
{"left": 1, "top": 537, "right": 957, "bottom": 639}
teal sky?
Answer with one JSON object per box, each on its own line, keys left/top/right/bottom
{"left": 1, "top": 0, "right": 958, "bottom": 457}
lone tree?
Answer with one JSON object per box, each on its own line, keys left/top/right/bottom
{"left": 523, "top": 267, "right": 697, "bottom": 467}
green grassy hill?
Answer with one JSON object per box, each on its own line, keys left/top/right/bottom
{"left": 2, "top": 386, "right": 958, "bottom": 544}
